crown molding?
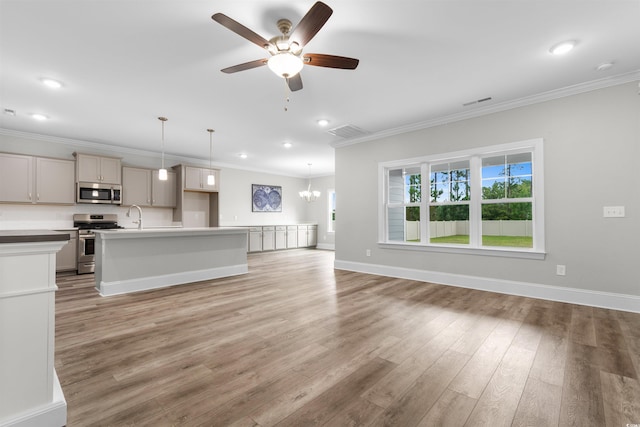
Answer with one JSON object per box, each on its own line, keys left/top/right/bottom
{"left": 0, "top": 128, "right": 307, "bottom": 178}
{"left": 331, "top": 70, "right": 640, "bottom": 149}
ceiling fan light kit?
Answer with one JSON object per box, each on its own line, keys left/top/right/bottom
{"left": 267, "top": 52, "right": 304, "bottom": 78}
{"left": 212, "top": 1, "right": 359, "bottom": 92}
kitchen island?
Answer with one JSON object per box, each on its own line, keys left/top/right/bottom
{"left": 94, "top": 227, "right": 249, "bottom": 296}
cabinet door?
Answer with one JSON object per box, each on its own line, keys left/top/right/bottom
{"left": 275, "top": 226, "right": 287, "bottom": 249}
{"left": 152, "top": 170, "right": 176, "bottom": 207}
{"left": 286, "top": 226, "right": 298, "bottom": 248}
{"left": 100, "top": 157, "right": 121, "bottom": 184}
{"left": 184, "top": 166, "right": 203, "bottom": 190}
{"left": 297, "top": 226, "right": 308, "bottom": 247}
{"left": 0, "top": 153, "right": 33, "bottom": 203}
{"left": 55, "top": 233, "right": 77, "bottom": 272}
{"left": 307, "top": 226, "right": 318, "bottom": 247}
{"left": 122, "top": 167, "right": 151, "bottom": 206}
{"left": 248, "top": 227, "right": 262, "bottom": 252}
{"left": 76, "top": 153, "right": 101, "bottom": 182}
{"left": 262, "top": 226, "right": 275, "bottom": 251}
{"left": 36, "top": 157, "right": 75, "bottom": 204}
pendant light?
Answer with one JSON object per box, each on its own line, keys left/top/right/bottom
{"left": 299, "top": 163, "right": 320, "bottom": 202}
{"left": 158, "top": 117, "right": 168, "bottom": 181}
{"left": 207, "top": 129, "right": 215, "bottom": 186}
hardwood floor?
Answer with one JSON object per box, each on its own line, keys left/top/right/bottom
{"left": 55, "top": 249, "right": 640, "bottom": 426}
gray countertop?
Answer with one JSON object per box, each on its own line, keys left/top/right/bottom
{"left": 0, "top": 230, "right": 71, "bottom": 244}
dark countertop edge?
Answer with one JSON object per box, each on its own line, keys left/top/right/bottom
{"left": 0, "top": 230, "right": 71, "bottom": 244}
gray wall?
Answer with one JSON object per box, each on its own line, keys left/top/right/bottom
{"left": 335, "top": 81, "right": 640, "bottom": 299}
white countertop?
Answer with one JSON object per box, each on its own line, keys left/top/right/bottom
{"left": 94, "top": 226, "right": 249, "bottom": 239}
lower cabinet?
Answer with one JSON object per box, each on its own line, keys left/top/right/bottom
{"left": 262, "top": 226, "right": 275, "bottom": 251}
{"left": 275, "top": 226, "right": 287, "bottom": 249}
{"left": 248, "top": 227, "right": 262, "bottom": 252}
{"left": 55, "top": 229, "right": 77, "bottom": 272}
{"left": 287, "top": 226, "right": 298, "bottom": 248}
{"left": 247, "top": 224, "right": 317, "bottom": 253}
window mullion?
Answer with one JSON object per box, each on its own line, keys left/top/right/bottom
{"left": 420, "top": 163, "right": 429, "bottom": 243}
{"left": 469, "top": 156, "right": 481, "bottom": 247}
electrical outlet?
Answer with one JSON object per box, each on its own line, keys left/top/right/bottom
{"left": 366, "top": 249, "right": 371, "bottom": 257}
{"left": 556, "top": 265, "right": 566, "bottom": 276}
{"left": 603, "top": 206, "right": 625, "bottom": 217}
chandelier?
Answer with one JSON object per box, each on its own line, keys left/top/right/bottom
{"left": 299, "top": 163, "right": 320, "bottom": 202}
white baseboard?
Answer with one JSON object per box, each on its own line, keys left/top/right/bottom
{"left": 1, "top": 371, "right": 66, "bottom": 427}
{"left": 334, "top": 260, "right": 640, "bottom": 313}
{"left": 98, "top": 264, "right": 249, "bottom": 296}
{"left": 316, "top": 243, "right": 335, "bottom": 251}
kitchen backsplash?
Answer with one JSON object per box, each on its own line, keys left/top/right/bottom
{"left": 0, "top": 204, "right": 176, "bottom": 230}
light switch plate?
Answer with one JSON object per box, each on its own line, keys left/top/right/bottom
{"left": 603, "top": 206, "right": 625, "bottom": 217}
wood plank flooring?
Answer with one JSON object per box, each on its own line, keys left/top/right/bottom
{"left": 55, "top": 249, "right": 640, "bottom": 426}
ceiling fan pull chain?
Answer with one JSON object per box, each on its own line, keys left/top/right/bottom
{"left": 284, "top": 78, "right": 290, "bottom": 111}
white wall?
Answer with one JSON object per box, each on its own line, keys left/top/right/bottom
{"left": 335, "top": 81, "right": 640, "bottom": 310}
{"left": 0, "top": 132, "right": 324, "bottom": 231}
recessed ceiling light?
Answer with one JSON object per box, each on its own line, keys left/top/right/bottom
{"left": 317, "top": 119, "right": 329, "bottom": 127}
{"left": 596, "top": 62, "right": 614, "bottom": 71}
{"left": 549, "top": 40, "right": 576, "bottom": 56}
{"left": 283, "top": 142, "right": 292, "bottom": 148}
{"left": 31, "top": 113, "right": 49, "bottom": 121}
{"left": 239, "top": 153, "right": 247, "bottom": 159}
{"left": 40, "top": 78, "right": 63, "bottom": 89}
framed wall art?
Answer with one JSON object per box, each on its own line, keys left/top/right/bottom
{"left": 252, "top": 184, "right": 282, "bottom": 212}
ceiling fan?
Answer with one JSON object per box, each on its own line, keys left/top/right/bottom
{"left": 212, "top": 1, "right": 359, "bottom": 91}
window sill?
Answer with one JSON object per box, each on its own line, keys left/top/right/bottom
{"left": 378, "top": 241, "right": 546, "bottom": 260}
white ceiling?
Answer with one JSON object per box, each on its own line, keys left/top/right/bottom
{"left": 1, "top": 1, "right": 639, "bottom": 177}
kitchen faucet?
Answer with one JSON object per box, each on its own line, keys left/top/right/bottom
{"left": 126, "top": 204, "right": 143, "bottom": 230}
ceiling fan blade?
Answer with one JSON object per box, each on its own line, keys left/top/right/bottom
{"left": 304, "top": 53, "right": 359, "bottom": 69}
{"left": 212, "top": 13, "right": 270, "bottom": 49}
{"left": 286, "top": 74, "right": 303, "bottom": 92}
{"left": 221, "top": 59, "right": 268, "bottom": 74}
{"left": 289, "top": 2, "right": 333, "bottom": 47}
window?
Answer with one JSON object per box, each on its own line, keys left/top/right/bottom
{"left": 386, "top": 165, "right": 421, "bottom": 242}
{"left": 380, "top": 139, "right": 544, "bottom": 257}
{"left": 327, "top": 189, "right": 336, "bottom": 232}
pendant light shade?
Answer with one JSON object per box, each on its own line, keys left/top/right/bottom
{"left": 158, "top": 117, "right": 168, "bottom": 181}
{"left": 207, "top": 129, "right": 215, "bottom": 186}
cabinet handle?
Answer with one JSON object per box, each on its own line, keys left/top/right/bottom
{"left": 37, "top": 193, "right": 40, "bottom": 201}
{"left": 28, "top": 192, "right": 32, "bottom": 200}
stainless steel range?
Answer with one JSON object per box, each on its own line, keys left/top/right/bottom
{"left": 73, "top": 214, "right": 122, "bottom": 274}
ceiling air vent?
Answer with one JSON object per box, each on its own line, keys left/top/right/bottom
{"left": 327, "top": 124, "right": 369, "bottom": 139}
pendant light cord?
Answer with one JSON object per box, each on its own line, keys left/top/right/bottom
{"left": 207, "top": 129, "right": 214, "bottom": 170}
{"left": 158, "top": 117, "right": 168, "bottom": 169}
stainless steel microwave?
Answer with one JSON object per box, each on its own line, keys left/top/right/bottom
{"left": 76, "top": 182, "right": 122, "bottom": 204}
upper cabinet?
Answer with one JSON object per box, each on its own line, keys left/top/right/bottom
{"left": 122, "top": 166, "right": 176, "bottom": 207}
{"left": 184, "top": 166, "right": 219, "bottom": 192}
{"left": 75, "top": 153, "right": 121, "bottom": 184}
{"left": 151, "top": 170, "right": 177, "bottom": 207}
{"left": 0, "top": 153, "right": 74, "bottom": 204}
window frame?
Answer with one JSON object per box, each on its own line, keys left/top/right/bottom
{"left": 378, "top": 138, "right": 545, "bottom": 259}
